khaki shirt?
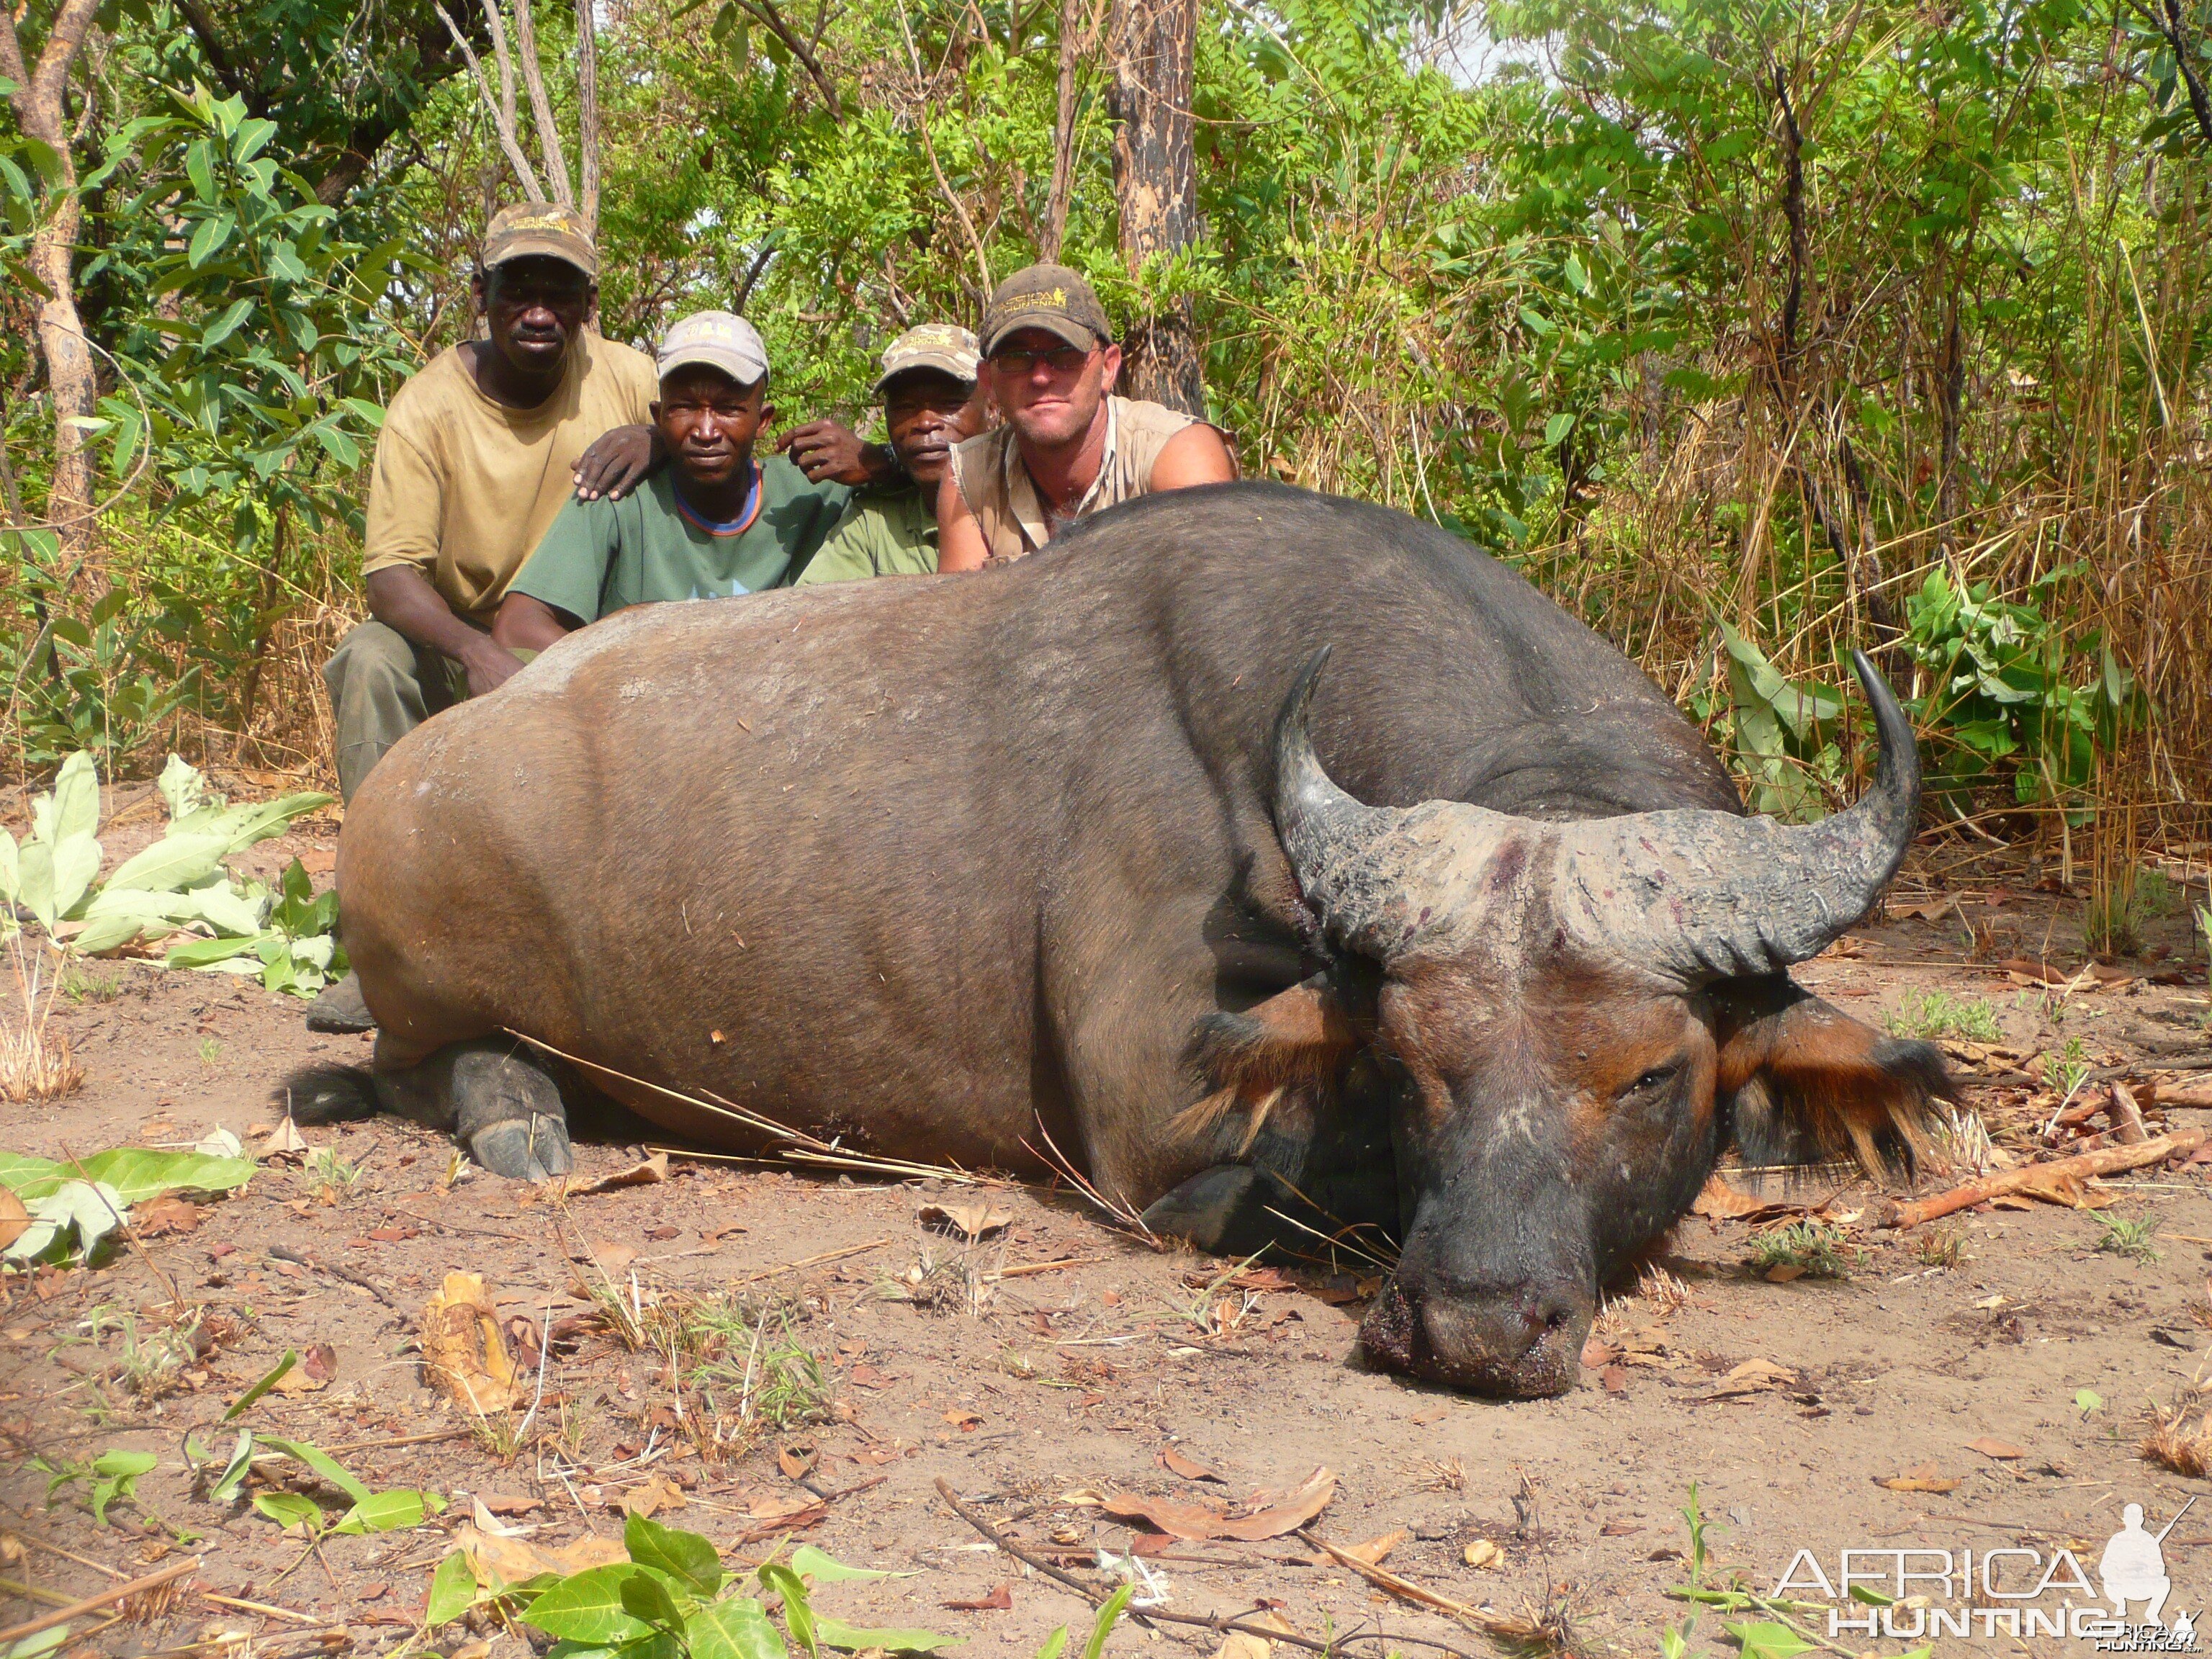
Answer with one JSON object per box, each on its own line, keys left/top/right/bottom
{"left": 361, "top": 334, "right": 660, "bottom": 619}
{"left": 946, "top": 395, "right": 1197, "bottom": 562}
{"left": 796, "top": 484, "right": 939, "bottom": 584}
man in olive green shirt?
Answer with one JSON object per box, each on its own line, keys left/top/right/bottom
{"left": 495, "top": 312, "right": 849, "bottom": 643}
{"left": 796, "top": 324, "right": 989, "bottom": 585}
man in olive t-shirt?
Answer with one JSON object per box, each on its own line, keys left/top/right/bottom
{"left": 796, "top": 323, "right": 988, "bottom": 585}
{"left": 326, "top": 204, "right": 660, "bottom": 803}
{"left": 493, "top": 312, "right": 849, "bottom": 642}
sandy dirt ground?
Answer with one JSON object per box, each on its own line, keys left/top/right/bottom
{"left": 4, "top": 783, "right": 2211, "bottom": 1658}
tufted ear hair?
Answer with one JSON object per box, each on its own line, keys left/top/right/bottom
{"left": 1713, "top": 976, "right": 1953, "bottom": 1178}
{"left": 1174, "top": 975, "right": 1365, "bottom": 1159}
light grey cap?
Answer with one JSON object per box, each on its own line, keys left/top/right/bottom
{"left": 658, "top": 310, "right": 769, "bottom": 387}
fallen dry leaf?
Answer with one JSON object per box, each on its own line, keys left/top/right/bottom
{"left": 134, "top": 1197, "right": 202, "bottom": 1236}
{"left": 745, "top": 1491, "right": 826, "bottom": 1523}
{"left": 942, "top": 1584, "right": 1013, "bottom": 1612}
{"left": 1692, "top": 1175, "right": 1771, "bottom": 1220}
{"left": 0, "top": 1188, "right": 31, "bottom": 1251}
{"left": 1338, "top": 1529, "right": 1408, "bottom": 1566}
{"left": 259, "top": 1118, "right": 310, "bottom": 1160}
{"left": 1463, "top": 1539, "right": 1504, "bottom": 1569}
{"left": 1163, "top": 1446, "right": 1223, "bottom": 1483}
{"left": 1765, "top": 1264, "right": 1806, "bottom": 1283}
{"left": 421, "top": 1272, "right": 522, "bottom": 1413}
{"left": 918, "top": 1202, "right": 1013, "bottom": 1241}
{"left": 477, "top": 1492, "right": 544, "bottom": 1518}
{"left": 553, "top": 1154, "right": 669, "bottom": 1199}
{"left": 1098, "top": 1467, "right": 1336, "bottom": 1542}
{"left": 454, "top": 1524, "right": 627, "bottom": 1591}
{"left": 618, "top": 1475, "right": 686, "bottom": 1518}
{"left": 943, "top": 1408, "right": 984, "bottom": 1431}
{"left": 1722, "top": 1358, "right": 1797, "bottom": 1388}
{"left": 778, "top": 1443, "right": 819, "bottom": 1480}
{"left": 1210, "top": 1636, "right": 1273, "bottom": 1659}
{"left": 1965, "top": 1437, "right": 2026, "bottom": 1461}
{"left": 1884, "top": 1467, "right": 1961, "bottom": 1498}
{"left": 269, "top": 1341, "right": 337, "bottom": 1395}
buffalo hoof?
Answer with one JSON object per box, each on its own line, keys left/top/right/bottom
{"left": 305, "top": 970, "right": 376, "bottom": 1035}
{"left": 450, "top": 1044, "right": 573, "bottom": 1182}
{"left": 468, "top": 1115, "right": 575, "bottom": 1182}
{"left": 1141, "top": 1164, "right": 1267, "bottom": 1254}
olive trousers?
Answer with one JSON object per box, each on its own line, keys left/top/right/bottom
{"left": 322, "top": 621, "right": 469, "bottom": 804}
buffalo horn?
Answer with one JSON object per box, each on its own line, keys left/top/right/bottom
{"left": 1272, "top": 648, "right": 1921, "bottom": 983}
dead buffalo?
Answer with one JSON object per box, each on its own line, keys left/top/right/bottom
{"left": 307, "top": 480, "right": 1946, "bottom": 1398}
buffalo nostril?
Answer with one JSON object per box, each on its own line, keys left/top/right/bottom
{"left": 1544, "top": 1307, "right": 1571, "bottom": 1331}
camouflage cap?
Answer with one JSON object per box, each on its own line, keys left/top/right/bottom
{"left": 873, "top": 323, "right": 981, "bottom": 395}
{"left": 657, "top": 310, "right": 770, "bottom": 387}
{"left": 978, "top": 264, "right": 1112, "bottom": 356}
{"left": 480, "top": 202, "right": 598, "bottom": 279}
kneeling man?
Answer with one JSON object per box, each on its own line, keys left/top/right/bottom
{"left": 494, "top": 312, "right": 849, "bottom": 647}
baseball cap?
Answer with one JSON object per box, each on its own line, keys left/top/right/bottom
{"left": 480, "top": 202, "right": 598, "bottom": 279}
{"left": 978, "top": 264, "right": 1112, "bottom": 356}
{"left": 657, "top": 311, "right": 770, "bottom": 388}
{"left": 873, "top": 323, "right": 981, "bottom": 395}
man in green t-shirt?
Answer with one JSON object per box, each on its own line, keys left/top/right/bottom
{"left": 493, "top": 311, "right": 850, "bottom": 645}
{"left": 795, "top": 324, "right": 989, "bottom": 586}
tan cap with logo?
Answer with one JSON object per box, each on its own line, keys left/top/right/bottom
{"left": 657, "top": 310, "right": 770, "bottom": 387}
{"left": 978, "top": 264, "right": 1113, "bottom": 356}
{"left": 873, "top": 323, "right": 981, "bottom": 395}
{"left": 480, "top": 202, "right": 599, "bottom": 279}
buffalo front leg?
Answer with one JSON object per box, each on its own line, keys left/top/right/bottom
{"left": 373, "top": 1035, "right": 575, "bottom": 1182}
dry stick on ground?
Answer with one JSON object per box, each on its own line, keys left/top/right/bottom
{"left": 269, "top": 1243, "right": 399, "bottom": 1308}
{"left": 932, "top": 1478, "right": 1489, "bottom": 1659}
{"left": 0, "top": 1555, "right": 199, "bottom": 1646}
{"left": 1870, "top": 1131, "right": 2206, "bottom": 1228}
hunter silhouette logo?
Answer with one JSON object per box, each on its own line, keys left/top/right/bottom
{"left": 1770, "top": 1494, "right": 2198, "bottom": 1647}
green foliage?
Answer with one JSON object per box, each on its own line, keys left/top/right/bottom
{"left": 2094, "top": 1214, "right": 2161, "bottom": 1264}
{"left": 0, "top": 1142, "right": 253, "bottom": 1264}
{"left": 1887, "top": 990, "right": 2002, "bottom": 1043}
{"left": 9, "top": 750, "right": 341, "bottom": 994}
{"left": 1903, "top": 567, "right": 2141, "bottom": 821}
{"left": 39, "top": 1447, "right": 158, "bottom": 1527}
{"left": 425, "top": 1518, "right": 1006, "bottom": 1658}
{"left": 1747, "top": 1220, "right": 1853, "bottom": 1280}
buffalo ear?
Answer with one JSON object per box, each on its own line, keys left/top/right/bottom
{"left": 1176, "top": 975, "right": 1363, "bottom": 1157}
{"left": 1713, "top": 976, "right": 1952, "bottom": 1177}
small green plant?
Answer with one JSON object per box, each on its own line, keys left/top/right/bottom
{"left": 197, "top": 1036, "right": 222, "bottom": 1065}
{"left": 37, "top": 1447, "right": 160, "bottom": 1527}
{"left": 1888, "top": 990, "right": 2002, "bottom": 1043}
{"left": 73, "top": 1306, "right": 200, "bottom": 1398}
{"left": 305, "top": 1146, "right": 363, "bottom": 1200}
{"left": 1681, "top": 1481, "right": 1718, "bottom": 1588}
{"left": 1916, "top": 1228, "right": 1966, "bottom": 1269}
{"left": 2094, "top": 1214, "right": 2161, "bottom": 1264}
{"left": 60, "top": 962, "right": 122, "bottom": 1002}
{"left": 1748, "top": 1220, "right": 1853, "bottom": 1280}
{"left": 183, "top": 1418, "right": 444, "bottom": 1539}
{"left": 423, "top": 1515, "right": 990, "bottom": 1656}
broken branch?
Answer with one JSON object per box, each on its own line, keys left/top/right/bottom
{"left": 0, "top": 1555, "right": 199, "bottom": 1646}
{"left": 1871, "top": 1131, "right": 2204, "bottom": 1228}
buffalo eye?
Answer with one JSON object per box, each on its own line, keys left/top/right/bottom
{"left": 1622, "top": 1061, "right": 1683, "bottom": 1099}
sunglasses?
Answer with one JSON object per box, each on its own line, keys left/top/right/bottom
{"left": 989, "top": 344, "right": 1093, "bottom": 375}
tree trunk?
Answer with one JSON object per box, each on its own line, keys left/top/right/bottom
{"left": 2, "top": 0, "right": 106, "bottom": 567}
{"left": 1108, "top": 0, "right": 1205, "bottom": 415}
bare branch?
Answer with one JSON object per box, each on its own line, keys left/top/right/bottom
{"left": 575, "top": 0, "right": 600, "bottom": 235}
{"left": 509, "top": 0, "right": 577, "bottom": 207}
{"left": 893, "top": 0, "right": 989, "bottom": 292}
{"left": 740, "top": 0, "right": 845, "bottom": 121}
{"left": 433, "top": 0, "right": 549, "bottom": 199}
{"left": 1042, "top": 0, "right": 1109, "bottom": 259}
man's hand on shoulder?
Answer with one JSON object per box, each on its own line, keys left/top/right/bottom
{"left": 1149, "top": 423, "right": 1238, "bottom": 492}
{"left": 574, "top": 423, "right": 663, "bottom": 500}
{"left": 778, "top": 420, "right": 899, "bottom": 487}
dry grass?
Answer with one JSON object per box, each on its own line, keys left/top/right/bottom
{"left": 1635, "top": 1262, "right": 1692, "bottom": 1316}
{"left": 2143, "top": 1402, "right": 2212, "bottom": 1478}
{"left": 1, "top": 938, "right": 85, "bottom": 1102}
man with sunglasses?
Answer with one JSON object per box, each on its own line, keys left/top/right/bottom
{"left": 937, "top": 264, "right": 1233, "bottom": 569}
